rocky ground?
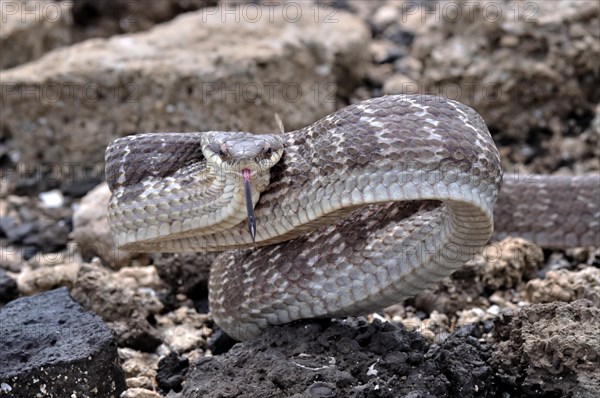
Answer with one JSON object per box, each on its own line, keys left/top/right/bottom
{"left": 0, "top": 1, "right": 599, "bottom": 397}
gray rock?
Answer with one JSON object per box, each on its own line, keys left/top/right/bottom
{"left": 0, "top": 217, "right": 71, "bottom": 259}
{"left": 410, "top": 0, "right": 599, "bottom": 139}
{"left": 71, "top": 0, "right": 214, "bottom": 39}
{"left": 0, "top": 4, "right": 369, "bottom": 184}
{"left": 69, "top": 262, "right": 165, "bottom": 351}
{"left": 0, "top": 0, "right": 73, "bottom": 70}
{"left": 0, "top": 0, "right": 213, "bottom": 72}
{"left": 0, "top": 287, "right": 126, "bottom": 397}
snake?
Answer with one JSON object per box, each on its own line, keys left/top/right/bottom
{"left": 105, "top": 95, "right": 600, "bottom": 341}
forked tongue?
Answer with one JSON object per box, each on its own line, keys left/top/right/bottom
{"left": 242, "top": 168, "right": 256, "bottom": 242}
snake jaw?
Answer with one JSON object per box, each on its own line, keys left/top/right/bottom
{"left": 242, "top": 168, "right": 256, "bottom": 242}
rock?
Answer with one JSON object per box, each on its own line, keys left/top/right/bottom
{"left": 371, "top": 4, "right": 400, "bottom": 33}
{"left": 116, "top": 264, "right": 164, "bottom": 290}
{"left": 183, "top": 318, "right": 497, "bottom": 397}
{"left": 162, "top": 324, "right": 203, "bottom": 354}
{"left": 479, "top": 238, "right": 544, "bottom": 290}
{"left": 71, "top": 0, "right": 213, "bottom": 39}
{"left": 411, "top": 0, "right": 599, "bottom": 140}
{"left": 156, "top": 352, "right": 189, "bottom": 393}
{"left": 110, "top": 318, "right": 163, "bottom": 352}
{"left": 456, "top": 307, "right": 496, "bottom": 330}
{"left": 16, "top": 260, "right": 80, "bottom": 295}
{"left": 152, "top": 252, "right": 214, "bottom": 296}
{"left": 0, "top": 244, "right": 25, "bottom": 272}
{"left": 71, "top": 182, "right": 140, "bottom": 268}
{"left": 152, "top": 251, "right": 213, "bottom": 313}
{"left": 0, "top": 268, "right": 18, "bottom": 303}
{"left": 339, "top": 0, "right": 386, "bottom": 23}
{"left": 492, "top": 300, "right": 600, "bottom": 397}
{"left": 69, "top": 262, "right": 165, "bottom": 351}
{"left": 70, "top": 262, "right": 164, "bottom": 322}
{"left": 0, "top": 216, "right": 71, "bottom": 259}
{"left": 0, "top": 287, "right": 126, "bottom": 397}
{"left": 0, "top": 4, "right": 369, "bottom": 184}
{"left": 155, "top": 306, "right": 211, "bottom": 354}
{"left": 525, "top": 267, "right": 600, "bottom": 305}
{"left": 364, "top": 62, "right": 394, "bottom": 91}
{"left": 420, "top": 310, "right": 450, "bottom": 342}
{"left": 0, "top": 0, "right": 73, "bottom": 70}
{"left": 412, "top": 238, "right": 543, "bottom": 315}
{"left": 1, "top": 0, "right": 214, "bottom": 71}
{"left": 119, "top": 347, "right": 159, "bottom": 381}
{"left": 382, "top": 73, "right": 418, "bottom": 95}
{"left": 0, "top": 195, "right": 72, "bottom": 259}
{"left": 208, "top": 328, "right": 237, "bottom": 355}
{"left": 120, "top": 388, "right": 164, "bottom": 398}
{"left": 38, "top": 189, "right": 64, "bottom": 208}
{"left": 125, "top": 376, "right": 153, "bottom": 389}
{"left": 369, "top": 39, "right": 405, "bottom": 64}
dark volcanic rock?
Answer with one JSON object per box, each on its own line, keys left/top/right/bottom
{"left": 71, "top": 0, "right": 216, "bottom": 38}
{"left": 110, "top": 318, "right": 163, "bottom": 352}
{"left": 157, "top": 352, "right": 189, "bottom": 393}
{"left": 0, "top": 216, "right": 71, "bottom": 259}
{"left": 207, "top": 327, "right": 237, "bottom": 355}
{"left": 0, "top": 268, "right": 18, "bottom": 304}
{"left": 152, "top": 252, "right": 215, "bottom": 313}
{"left": 0, "top": 287, "right": 126, "bottom": 397}
{"left": 183, "top": 318, "right": 497, "bottom": 398}
{"left": 152, "top": 252, "right": 215, "bottom": 297}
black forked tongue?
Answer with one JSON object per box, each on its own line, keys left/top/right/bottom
{"left": 242, "top": 169, "right": 256, "bottom": 242}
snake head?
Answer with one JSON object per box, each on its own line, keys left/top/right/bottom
{"left": 201, "top": 132, "right": 283, "bottom": 174}
{"left": 202, "top": 132, "right": 284, "bottom": 242}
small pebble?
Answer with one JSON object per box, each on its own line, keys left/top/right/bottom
{"left": 39, "top": 190, "right": 64, "bottom": 208}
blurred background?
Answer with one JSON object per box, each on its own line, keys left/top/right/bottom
{"left": 0, "top": 1, "right": 599, "bottom": 397}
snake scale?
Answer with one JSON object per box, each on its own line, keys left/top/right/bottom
{"left": 105, "top": 95, "right": 600, "bottom": 340}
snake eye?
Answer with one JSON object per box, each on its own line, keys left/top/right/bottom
{"left": 263, "top": 142, "right": 273, "bottom": 156}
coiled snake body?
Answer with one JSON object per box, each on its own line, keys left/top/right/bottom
{"left": 106, "top": 95, "right": 600, "bottom": 340}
